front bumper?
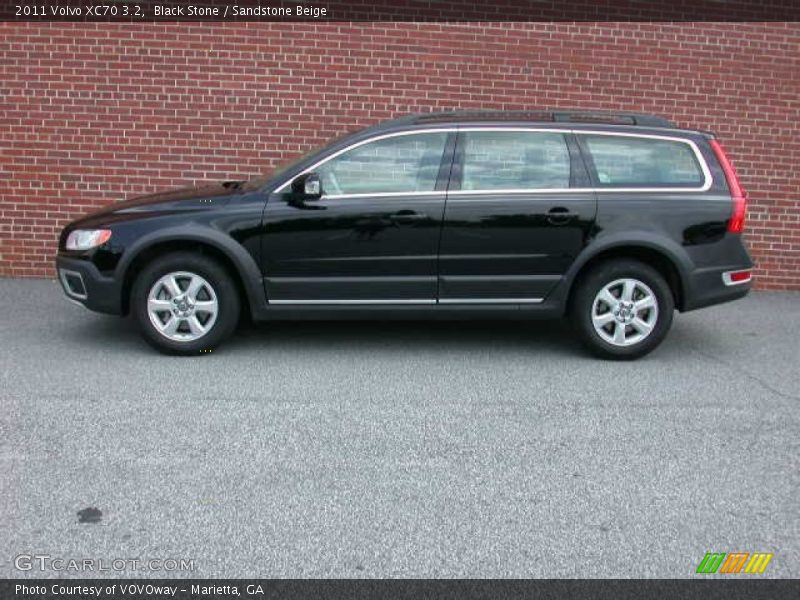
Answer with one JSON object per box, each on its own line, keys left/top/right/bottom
{"left": 56, "top": 255, "right": 123, "bottom": 315}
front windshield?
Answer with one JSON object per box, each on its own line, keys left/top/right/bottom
{"left": 242, "top": 129, "right": 359, "bottom": 191}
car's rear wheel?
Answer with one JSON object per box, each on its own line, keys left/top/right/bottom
{"left": 131, "top": 252, "right": 239, "bottom": 355}
{"left": 571, "top": 259, "right": 674, "bottom": 360}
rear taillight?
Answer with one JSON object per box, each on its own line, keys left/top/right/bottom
{"left": 709, "top": 139, "right": 747, "bottom": 233}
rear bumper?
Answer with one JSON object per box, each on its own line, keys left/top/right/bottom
{"left": 682, "top": 264, "right": 753, "bottom": 311}
{"left": 56, "top": 255, "right": 123, "bottom": 315}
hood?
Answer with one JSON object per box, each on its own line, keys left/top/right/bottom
{"left": 66, "top": 181, "right": 252, "bottom": 230}
{"left": 104, "top": 181, "right": 247, "bottom": 214}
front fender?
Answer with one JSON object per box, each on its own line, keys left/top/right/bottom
{"left": 116, "top": 225, "right": 267, "bottom": 318}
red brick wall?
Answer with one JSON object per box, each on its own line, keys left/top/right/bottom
{"left": 1, "top": 22, "right": 798, "bottom": 288}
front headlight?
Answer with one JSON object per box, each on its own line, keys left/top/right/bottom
{"left": 65, "top": 229, "right": 112, "bottom": 251}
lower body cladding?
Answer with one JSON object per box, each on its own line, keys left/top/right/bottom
{"left": 259, "top": 299, "right": 561, "bottom": 321}
{"left": 682, "top": 266, "right": 752, "bottom": 311}
{"left": 56, "top": 256, "right": 752, "bottom": 321}
{"left": 258, "top": 266, "right": 753, "bottom": 319}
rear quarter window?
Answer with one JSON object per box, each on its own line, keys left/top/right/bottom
{"left": 579, "top": 134, "right": 706, "bottom": 188}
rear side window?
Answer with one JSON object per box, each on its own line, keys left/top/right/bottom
{"left": 460, "top": 131, "right": 571, "bottom": 191}
{"left": 580, "top": 134, "right": 705, "bottom": 187}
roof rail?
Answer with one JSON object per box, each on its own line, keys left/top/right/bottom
{"left": 551, "top": 110, "right": 674, "bottom": 127}
{"left": 411, "top": 110, "right": 674, "bottom": 128}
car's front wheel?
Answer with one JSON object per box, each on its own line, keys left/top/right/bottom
{"left": 131, "top": 252, "right": 240, "bottom": 355}
{"left": 571, "top": 259, "right": 674, "bottom": 360}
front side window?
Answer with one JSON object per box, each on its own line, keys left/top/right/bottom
{"left": 460, "top": 131, "right": 571, "bottom": 191}
{"left": 580, "top": 134, "right": 705, "bottom": 187}
{"left": 316, "top": 132, "right": 448, "bottom": 196}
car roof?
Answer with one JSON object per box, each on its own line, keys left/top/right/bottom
{"left": 363, "top": 110, "right": 710, "bottom": 138}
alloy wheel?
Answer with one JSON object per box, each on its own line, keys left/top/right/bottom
{"left": 591, "top": 278, "right": 659, "bottom": 347}
{"left": 147, "top": 271, "right": 219, "bottom": 342}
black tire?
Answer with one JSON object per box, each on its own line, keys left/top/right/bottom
{"left": 131, "top": 252, "right": 240, "bottom": 355}
{"left": 570, "top": 259, "right": 674, "bottom": 360}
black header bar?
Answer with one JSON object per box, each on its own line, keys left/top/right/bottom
{"left": 3, "top": 579, "right": 800, "bottom": 600}
{"left": 3, "top": 0, "right": 800, "bottom": 22}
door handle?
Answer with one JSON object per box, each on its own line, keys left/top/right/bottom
{"left": 547, "top": 206, "right": 578, "bottom": 224}
{"left": 389, "top": 210, "right": 427, "bottom": 224}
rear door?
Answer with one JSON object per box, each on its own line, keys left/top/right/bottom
{"left": 438, "top": 128, "right": 596, "bottom": 303}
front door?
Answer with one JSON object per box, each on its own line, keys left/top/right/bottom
{"left": 262, "top": 130, "right": 454, "bottom": 303}
{"left": 438, "top": 129, "right": 596, "bottom": 303}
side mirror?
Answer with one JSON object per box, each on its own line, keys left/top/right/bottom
{"left": 291, "top": 173, "right": 322, "bottom": 199}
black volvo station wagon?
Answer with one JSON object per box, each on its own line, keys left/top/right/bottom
{"left": 56, "top": 110, "right": 753, "bottom": 358}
